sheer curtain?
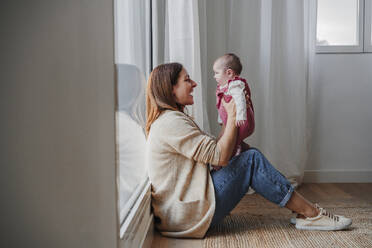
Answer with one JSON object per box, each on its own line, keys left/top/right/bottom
{"left": 152, "top": 0, "right": 211, "bottom": 132}
{"left": 225, "top": 0, "right": 309, "bottom": 185}
{"left": 152, "top": 0, "right": 309, "bottom": 184}
{"left": 115, "top": 0, "right": 151, "bottom": 76}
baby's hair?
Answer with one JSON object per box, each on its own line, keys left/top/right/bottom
{"left": 218, "top": 53, "right": 242, "bottom": 75}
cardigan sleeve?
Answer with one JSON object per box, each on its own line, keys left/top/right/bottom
{"left": 159, "top": 112, "right": 220, "bottom": 165}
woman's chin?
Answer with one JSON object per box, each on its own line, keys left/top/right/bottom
{"left": 188, "top": 96, "right": 194, "bottom": 105}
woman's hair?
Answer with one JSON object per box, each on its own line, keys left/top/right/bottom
{"left": 145, "top": 62, "right": 184, "bottom": 137}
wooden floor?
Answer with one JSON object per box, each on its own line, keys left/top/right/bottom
{"left": 151, "top": 183, "right": 372, "bottom": 248}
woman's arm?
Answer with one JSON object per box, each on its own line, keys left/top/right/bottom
{"left": 216, "top": 124, "right": 225, "bottom": 141}
{"left": 216, "top": 99, "right": 238, "bottom": 166}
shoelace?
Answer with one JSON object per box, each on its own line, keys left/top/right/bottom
{"left": 315, "top": 204, "right": 339, "bottom": 221}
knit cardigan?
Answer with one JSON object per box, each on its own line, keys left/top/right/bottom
{"left": 146, "top": 110, "right": 220, "bottom": 238}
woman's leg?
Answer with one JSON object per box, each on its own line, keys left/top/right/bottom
{"left": 210, "top": 148, "right": 320, "bottom": 227}
{"left": 285, "top": 191, "right": 318, "bottom": 218}
{"left": 210, "top": 148, "right": 351, "bottom": 230}
{"left": 210, "top": 148, "right": 295, "bottom": 226}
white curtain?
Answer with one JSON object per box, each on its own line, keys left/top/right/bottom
{"left": 152, "top": 0, "right": 309, "bottom": 184}
{"left": 115, "top": 0, "right": 151, "bottom": 77}
{"left": 152, "top": 0, "right": 211, "bottom": 132}
{"left": 225, "top": 0, "right": 309, "bottom": 185}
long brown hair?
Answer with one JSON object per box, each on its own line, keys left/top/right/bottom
{"left": 145, "top": 63, "right": 184, "bottom": 137}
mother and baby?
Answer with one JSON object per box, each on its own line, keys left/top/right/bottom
{"left": 145, "top": 53, "right": 352, "bottom": 238}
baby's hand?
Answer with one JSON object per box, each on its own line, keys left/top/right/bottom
{"left": 236, "top": 120, "right": 245, "bottom": 127}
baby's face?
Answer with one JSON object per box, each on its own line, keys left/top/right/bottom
{"left": 213, "top": 61, "right": 234, "bottom": 86}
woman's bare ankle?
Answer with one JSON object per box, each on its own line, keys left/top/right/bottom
{"left": 296, "top": 213, "right": 306, "bottom": 219}
{"left": 303, "top": 205, "right": 319, "bottom": 218}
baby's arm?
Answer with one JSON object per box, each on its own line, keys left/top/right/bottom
{"left": 228, "top": 80, "right": 247, "bottom": 127}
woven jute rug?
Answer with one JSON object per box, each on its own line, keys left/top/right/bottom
{"left": 204, "top": 195, "right": 372, "bottom": 248}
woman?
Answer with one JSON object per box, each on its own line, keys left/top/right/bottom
{"left": 145, "top": 63, "right": 351, "bottom": 238}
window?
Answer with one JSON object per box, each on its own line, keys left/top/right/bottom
{"left": 114, "top": 0, "right": 151, "bottom": 240}
{"left": 316, "top": 0, "right": 372, "bottom": 53}
{"left": 365, "top": 0, "right": 372, "bottom": 51}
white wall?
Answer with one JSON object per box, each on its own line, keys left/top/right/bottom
{"left": 0, "top": 1, "right": 118, "bottom": 247}
{"left": 305, "top": 54, "right": 372, "bottom": 182}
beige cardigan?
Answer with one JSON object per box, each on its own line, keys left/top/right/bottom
{"left": 146, "top": 110, "right": 220, "bottom": 238}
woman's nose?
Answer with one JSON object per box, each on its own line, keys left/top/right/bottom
{"left": 192, "top": 81, "right": 197, "bottom": 87}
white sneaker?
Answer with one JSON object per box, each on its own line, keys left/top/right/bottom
{"left": 295, "top": 204, "right": 352, "bottom": 231}
{"left": 291, "top": 214, "right": 344, "bottom": 225}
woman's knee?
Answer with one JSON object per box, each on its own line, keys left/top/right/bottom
{"left": 243, "top": 147, "right": 262, "bottom": 158}
{"left": 241, "top": 148, "right": 267, "bottom": 171}
{"left": 234, "top": 148, "right": 261, "bottom": 168}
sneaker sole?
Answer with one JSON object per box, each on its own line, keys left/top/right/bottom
{"left": 295, "top": 222, "right": 352, "bottom": 231}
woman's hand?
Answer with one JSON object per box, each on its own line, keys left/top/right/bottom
{"left": 222, "top": 98, "right": 236, "bottom": 123}
{"left": 216, "top": 99, "right": 238, "bottom": 166}
{"left": 236, "top": 120, "right": 245, "bottom": 127}
{"left": 244, "top": 89, "right": 253, "bottom": 109}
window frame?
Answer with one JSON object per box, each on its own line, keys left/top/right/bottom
{"left": 315, "top": 0, "right": 365, "bottom": 53}
{"left": 364, "top": 0, "right": 372, "bottom": 52}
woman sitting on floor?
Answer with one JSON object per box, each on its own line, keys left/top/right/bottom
{"left": 145, "top": 62, "right": 352, "bottom": 238}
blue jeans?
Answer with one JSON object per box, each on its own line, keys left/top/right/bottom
{"left": 210, "top": 148, "right": 294, "bottom": 227}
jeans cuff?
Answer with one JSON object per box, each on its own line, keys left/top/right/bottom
{"left": 278, "top": 186, "right": 294, "bottom": 207}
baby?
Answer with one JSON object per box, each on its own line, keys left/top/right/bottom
{"left": 212, "top": 53, "right": 255, "bottom": 170}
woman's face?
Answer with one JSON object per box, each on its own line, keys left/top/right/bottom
{"left": 172, "top": 68, "right": 197, "bottom": 106}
